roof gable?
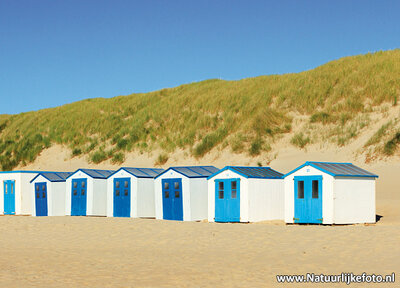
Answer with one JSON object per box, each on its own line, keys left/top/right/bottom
{"left": 208, "top": 166, "right": 283, "bottom": 179}
{"left": 155, "top": 166, "right": 219, "bottom": 179}
{"left": 30, "top": 172, "right": 73, "bottom": 183}
{"left": 284, "top": 161, "right": 378, "bottom": 178}
{"left": 67, "top": 169, "right": 115, "bottom": 180}
{"left": 109, "top": 167, "right": 164, "bottom": 179}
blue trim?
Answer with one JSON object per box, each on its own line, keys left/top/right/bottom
{"left": 0, "top": 170, "right": 55, "bottom": 174}
{"left": 107, "top": 167, "right": 165, "bottom": 179}
{"left": 284, "top": 161, "right": 378, "bottom": 178}
{"left": 207, "top": 166, "right": 283, "bottom": 180}
{"left": 154, "top": 166, "right": 218, "bottom": 179}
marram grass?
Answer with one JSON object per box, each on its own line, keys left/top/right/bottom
{"left": 1, "top": 49, "right": 400, "bottom": 170}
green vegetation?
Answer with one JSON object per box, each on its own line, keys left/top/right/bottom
{"left": 155, "top": 153, "right": 169, "bottom": 166}
{"left": 310, "top": 112, "right": 337, "bottom": 124}
{"left": 384, "top": 131, "right": 400, "bottom": 155}
{"left": 0, "top": 50, "right": 400, "bottom": 169}
{"left": 291, "top": 133, "right": 310, "bottom": 148}
{"left": 365, "top": 121, "right": 393, "bottom": 147}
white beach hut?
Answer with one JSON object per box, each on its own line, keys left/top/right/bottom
{"left": 284, "top": 161, "right": 378, "bottom": 224}
{"left": 154, "top": 166, "right": 219, "bottom": 221}
{"left": 30, "top": 172, "right": 73, "bottom": 216}
{"left": 0, "top": 171, "right": 42, "bottom": 215}
{"left": 207, "top": 166, "right": 284, "bottom": 223}
{"left": 106, "top": 167, "right": 164, "bottom": 218}
{"left": 65, "top": 169, "right": 114, "bottom": 216}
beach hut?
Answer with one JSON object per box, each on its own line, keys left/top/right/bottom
{"left": 65, "top": 169, "right": 114, "bottom": 216}
{"left": 0, "top": 171, "right": 42, "bottom": 215}
{"left": 207, "top": 166, "right": 284, "bottom": 223}
{"left": 30, "top": 172, "right": 73, "bottom": 216}
{"left": 284, "top": 161, "right": 378, "bottom": 224}
{"left": 106, "top": 167, "right": 164, "bottom": 218}
{"left": 154, "top": 166, "right": 219, "bottom": 221}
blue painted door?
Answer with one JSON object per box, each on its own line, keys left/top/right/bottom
{"left": 71, "top": 179, "right": 87, "bottom": 216}
{"left": 162, "top": 178, "right": 183, "bottom": 220}
{"left": 294, "top": 176, "right": 322, "bottom": 223}
{"left": 4, "top": 180, "right": 15, "bottom": 215}
{"left": 113, "top": 178, "right": 131, "bottom": 217}
{"left": 35, "top": 182, "right": 48, "bottom": 216}
{"left": 215, "top": 179, "right": 240, "bottom": 222}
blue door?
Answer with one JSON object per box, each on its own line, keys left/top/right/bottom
{"left": 4, "top": 180, "right": 15, "bottom": 215}
{"left": 294, "top": 176, "right": 322, "bottom": 223}
{"left": 162, "top": 178, "right": 183, "bottom": 221}
{"left": 35, "top": 182, "right": 48, "bottom": 216}
{"left": 215, "top": 179, "right": 240, "bottom": 222}
{"left": 113, "top": 178, "right": 131, "bottom": 217}
{"left": 71, "top": 179, "right": 87, "bottom": 216}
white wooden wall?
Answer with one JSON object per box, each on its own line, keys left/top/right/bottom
{"left": 248, "top": 178, "right": 284, "bottom": 222}
{"left": 333, "top": 177, "right": 376, "bottom": 224}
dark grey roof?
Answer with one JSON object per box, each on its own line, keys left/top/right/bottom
{"left": 310, "top": 162, "right": 378, "bottom": 177}
{"left": 229, "top": 166, "right": 283, "bottom": 178}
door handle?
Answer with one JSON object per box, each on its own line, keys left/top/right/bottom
{"left": 293, "top": 217, "right": 299, "bottom": 221}
{"left": 317, "top": 218, "right": 323, "bottom": 221}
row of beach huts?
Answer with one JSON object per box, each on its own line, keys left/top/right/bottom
{"left": 0, "top": 161, "right": 378, "bottom": 224}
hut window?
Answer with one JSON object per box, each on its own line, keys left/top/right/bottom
{"left": 42, "top": 192, "right": 46, "bottom": 198}
{"left": 73, "top": 182, "right": 78, "bottom": 188}
{"left": 297, "top": 181, "right": 304, "bottom": 199}
{"left": 116, "top": 190, "right": 120, "bottom": 196}
{"left": 175, "top": 190, "right": 180, "bottom": 198}
{"left": 73, "top": 190, "right": 77, "bottom": 196}
{"left": 36, "top": 185, "right": 39, "bottom": 191}
{"left": 174, "top": 182, "right": 180, "bottom": 189}
{"left": 124, "top": 181, "right": 129, "bottom": 188}
{"left": 36, "top": 193, "right": 40, "bottom": 198}
{"left": 124, "top": 189, "right": 128, "bottom": 196}
{"left": 42, "top": 184, "right": 45, "bottom": 191}
{"left": 4, "top": 185, "right": 7, "bottom": 194}
{"left": 81, "top": 189, "right": 85, "bottom": 195}
{"left": 81, "top": 181, "right": 86, "bottom": 188}
{"left": 312, "top": 180, "right": 319, "bottom": 199}
{"left": 11, "top": 183, "right": 13, "bottom": 193}
{"left": 164, "top": 182, "right": 169, "bottom": 190}
{"left": 165, "top": 191, "right": 169, "bottom": 198}
{"left": 116, "top": 181, "right": 120, "bottom": 188}
{"left": 231, "top": 181, "right": 237, "bottom": 199}
{"left": 218, "top": 182, "right": 224, "bottom": 199}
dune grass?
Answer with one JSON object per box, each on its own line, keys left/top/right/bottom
{"left": 0, "top": 50, "right": 400, "bottom": 170}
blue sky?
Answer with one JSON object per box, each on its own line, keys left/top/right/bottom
{"left": 1, "top": 0, "right": 399, "bottom": 114}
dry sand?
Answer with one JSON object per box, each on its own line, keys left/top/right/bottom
{"left": 4, "top": 144, "right": 400, "bottom": 287}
